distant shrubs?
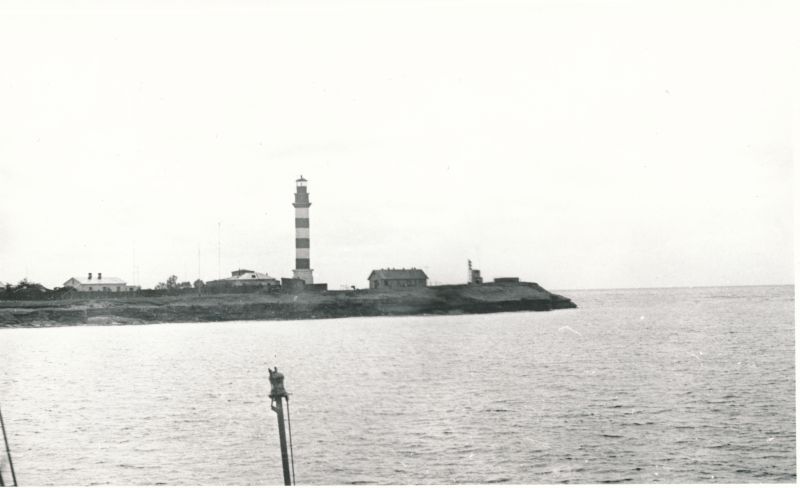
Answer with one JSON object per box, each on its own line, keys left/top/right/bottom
{"left": 0, "top": 278, "right": 52, "bottom": 299}
{"left": 154, "top": 275, "right": 194, "bottom": 290}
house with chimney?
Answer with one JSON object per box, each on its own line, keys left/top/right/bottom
{"left": 63, "top": 273, "right": 139, "bottom": 292}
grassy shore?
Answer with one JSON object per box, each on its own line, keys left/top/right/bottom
{"left": 0, "top": 282, "right": 576, "bottom": 327}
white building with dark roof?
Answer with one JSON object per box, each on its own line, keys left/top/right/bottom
{"left": 368, "top": 268, "right": 428, "bottom": 290}
{"left": 63, "top": 273, "right": 139, "bottom": 292}
{"left": 205, "top": 269, "right": 280, "bottom": 289}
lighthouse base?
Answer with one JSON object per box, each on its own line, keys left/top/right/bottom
{"left": 292, "top": 269, "right": 314, "bottom": 285}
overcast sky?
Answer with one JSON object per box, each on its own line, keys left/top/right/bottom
{"left": 0, "top": 0, "right": 794, "bottom": 290}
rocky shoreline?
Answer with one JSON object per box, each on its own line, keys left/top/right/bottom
{"left": 0, "top": 282, "right": 576, "bottom": 327}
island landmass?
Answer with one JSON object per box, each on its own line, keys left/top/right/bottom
{"left": 0, "top": 282, "right": 576, "bottom": 327}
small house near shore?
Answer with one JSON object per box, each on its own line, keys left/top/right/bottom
{"left": 494, "top": 277, "right": 520, "bottom": 283}
{"left": 368, "top": 268, "right": 428, "bottom": 290}
{"left": 63, "top": 273, "right": 139, "bottom": 292}
{"left": 205, "top": 269, "right": 280, "bottom": 289}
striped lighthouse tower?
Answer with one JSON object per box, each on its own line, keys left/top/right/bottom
{"left": 292, "top": 175, "right": 314, "bottom": 284}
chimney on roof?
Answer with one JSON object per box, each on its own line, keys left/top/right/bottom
{"left": 98, "top": 272, "right": 102, "bottom": 280}
{"left": 88, "top": 272, "right": 92, "bottom": 280}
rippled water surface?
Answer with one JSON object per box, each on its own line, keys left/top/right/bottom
{"left": 0, "top": 286, "right": 794, "bottom": 484}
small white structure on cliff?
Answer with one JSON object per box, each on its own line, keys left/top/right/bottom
{"left": 64, "top": 273, "right": 139, "bottom": 292}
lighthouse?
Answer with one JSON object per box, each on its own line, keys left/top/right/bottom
{"left": 292, "top": 175, "right": 314, "bottom": 284}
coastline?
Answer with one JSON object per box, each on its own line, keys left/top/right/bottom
{"left": 0, "top": 282, "right": 576, "bottom": 328}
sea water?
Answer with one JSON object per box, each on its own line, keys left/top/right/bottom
{"left": 0, "top": 285, "right": 794, "bottom": 484}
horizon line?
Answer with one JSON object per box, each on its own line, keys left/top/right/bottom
{"left": 553, "top": 283, "right": 795, "bottom": 293}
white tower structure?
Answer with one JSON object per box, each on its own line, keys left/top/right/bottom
{"left": 292, "top": 176, "right": 314, "bottom": 284}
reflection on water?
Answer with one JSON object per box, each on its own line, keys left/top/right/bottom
{"left": 0, "top": 285, "right": 794, "bottom": 484}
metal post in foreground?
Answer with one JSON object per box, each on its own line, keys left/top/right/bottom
{"left": 269, "top": 367, "right": 292, "bottom": 486}
{"left": 0, "top": 404, "right": 17, "bottom": 487}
